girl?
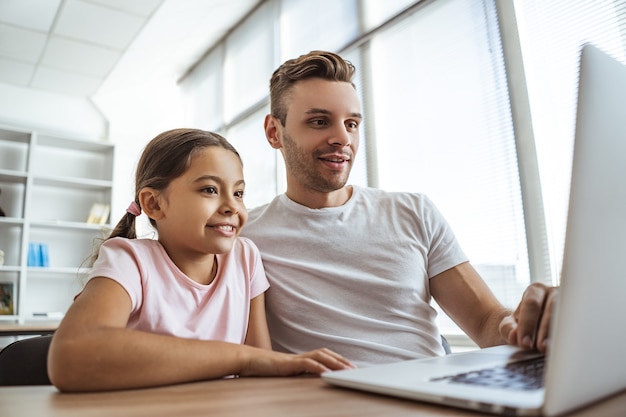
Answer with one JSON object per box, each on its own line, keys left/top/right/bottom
{"left": 48, "top": 129, "right": 353, "bottom": 392}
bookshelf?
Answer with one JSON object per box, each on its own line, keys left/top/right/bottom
{"left": 0, "top": 124, "right": 114, "bottom": 323}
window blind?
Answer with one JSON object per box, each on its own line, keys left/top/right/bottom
{"left": 514, "top": 0, "right": 626, "bottom": 282}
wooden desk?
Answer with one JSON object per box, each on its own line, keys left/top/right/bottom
{"left": 0, "top": 322, "right": 58, "bottom": 337}
{"left": 1, "top": 376, "right": 625, "bottom": 417}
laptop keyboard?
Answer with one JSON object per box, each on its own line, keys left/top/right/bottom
{"left": 431, "top": 356, "right": 545, "bottom": 391}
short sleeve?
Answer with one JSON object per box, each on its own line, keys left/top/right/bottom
{"left": 237, "top": 237, "right": 270, "bottom": 299}
{"left": 422, "top": 195, "right": 469, "bottom": 278}
{"left": 87, "top": 238, "right": 144, "bottom": 311}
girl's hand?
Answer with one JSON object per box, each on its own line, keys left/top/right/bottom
{"left": 240, "top": 347, "right": 355, "bottom": 377}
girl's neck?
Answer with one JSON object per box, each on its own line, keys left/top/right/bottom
{"left": 159, "top": 240, "right": 218, "bottom": 285}
{"left": 183, "top": 255, "right": 218, "bottom": 285}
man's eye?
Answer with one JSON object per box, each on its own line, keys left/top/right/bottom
{"left": 347, "top": 120, "right": 359, "bottom": 129}
{"left": 310, "top": 119, "right": 328, "bottom": 127}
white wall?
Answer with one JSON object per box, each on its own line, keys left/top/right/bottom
{"left": 91, "top": 77, "right": 185, "bottom": 235}
{"left": 0, "top": 80, "right": 184, "bottom": 236}
{"left": 0, "top": 83, "right": 107, "bottom": 140}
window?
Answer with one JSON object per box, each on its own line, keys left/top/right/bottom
{"left": 181, "top": 47, "right": 223, "bottom": 131}
{"left": 226, "top": 106, "right": 278, "bottom": 209}
{"left": 279, "top": 0, "right": 360, "bottom": 61}
{"left": 223, "top": 2, "right": 274, "bottom": 124}
{"left": 514, "top": 0, "right": 626, "bottom": 280}
{"left": 362, "top": 0, "right": 418, "bottom": 30}
{"left": 179, "top": 0, "right": 603, "bottom": 339}
{"left": 367, "top": 0, "right": 528, "bottom": 333}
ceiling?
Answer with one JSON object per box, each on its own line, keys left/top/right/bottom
{"left": 0, "top": 0, "right": 260, "bottom": 98}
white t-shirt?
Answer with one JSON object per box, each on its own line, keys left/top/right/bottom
{"left": 241, "top": 186, "right": 468, "bottom": 367}
{"left": 85, "top": 237, "right": 269, "bottom": 344}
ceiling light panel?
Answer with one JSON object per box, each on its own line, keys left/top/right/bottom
{"left": 42, "top": 37, "right": 121, "bottom": 76}
{"left": 0, "top": 24, "right": 47, "bottom": 62}
{"left": 0, "top": 0, "right": 61, "bottom": 32}
{"left": 54, "top": 0, "right": 146, "bottom": 49}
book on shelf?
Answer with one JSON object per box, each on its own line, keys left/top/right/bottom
{"left": 0, "top": 282, "right": 14, "bottom": 315}
{"left": 27, "top": 243, "right": 39, "bottom": 267}
{"left": 27, "top": 242, "right": 50, "bottom": 267}
{"left": 40, "top": 243, "right": 49, "bottom": 267}
{"left": 87, "top": 203, "right": 110, "bottom": 225}
{"left": 32, "top": 311, "right": 65, "bottom": 319}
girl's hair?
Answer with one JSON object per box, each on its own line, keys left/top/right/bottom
{"left": 269, "top": 50, "right": 356, "bottom": 126}
{"left": 90, "top": 129, "right": 241, "bottom": 264}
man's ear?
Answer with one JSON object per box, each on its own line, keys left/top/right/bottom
{"left": 138, "top": 188, "right": 164, "bottom": 220}
{"left": 264, "top": 114, "right": 283, "bottom": 150}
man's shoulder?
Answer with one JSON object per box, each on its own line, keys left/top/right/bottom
{"left": 247, "top": 196, "right": 280, "bottom": 223}
{"left": 247, "top": 202, "right": 269, "bottom": 220}
{"left": 355, "top": 185, "right": 432, "bottom": 206}
{"left": 242, "top": 195, "right": 286, "bottom": 239}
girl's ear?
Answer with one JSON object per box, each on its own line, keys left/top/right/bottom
{"left": 264, "top": 114, "right": 283, "bottom": 150}
{"left": 138, "top": 188, "right": 164, "bottom": 220}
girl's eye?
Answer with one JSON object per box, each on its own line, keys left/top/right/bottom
{"left": 202, "top": 186, "right": 218, "bottom": 194}
{"left": 234, "top": 190, "right": 245, "bottom": 199}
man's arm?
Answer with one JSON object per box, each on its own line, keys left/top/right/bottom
{"left": 430, "top": 262, "right": 510, "bottom": 347}
{"left": 430, "top": 262, "right": 556, "bottom": 352}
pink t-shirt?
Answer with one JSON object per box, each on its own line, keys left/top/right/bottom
{"left": 85, "top": 236, "right": 269, "bottom": 344}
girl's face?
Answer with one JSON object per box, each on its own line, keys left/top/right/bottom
{"left": 154, "top": 146, "right": 247, "bottom": 260}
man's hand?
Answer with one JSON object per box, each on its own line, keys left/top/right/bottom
{"left": 499, "top": 282, "right": 557, "bottom": 352}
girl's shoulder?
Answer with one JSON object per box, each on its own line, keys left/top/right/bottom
{"left": 230, "top": 236, "right": 261, "bottom": 257}
{"left": 221, "top": 237, "right": 263, "bottom": 272}
{"left": 102, "top": 237, "right": 161, "bottom": 251}
{"left": 98, "top": 238, "right": 165, "bottom": 263}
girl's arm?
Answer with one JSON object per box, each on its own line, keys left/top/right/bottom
{"left": 244, "top": 293, "right": 272, "bottom": 349}
{"left": 48, "top": 278, "right": 353, "bottom": 392}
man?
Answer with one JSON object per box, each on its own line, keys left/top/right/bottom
{"left": 241, "top": 50, "right": 554, "bottom": 367}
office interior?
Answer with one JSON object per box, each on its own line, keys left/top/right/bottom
{"left": 0, "top": 0, "right": 625, "bottom": 349}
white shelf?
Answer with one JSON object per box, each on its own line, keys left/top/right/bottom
{"left": 0, "top": 169, "right": 28, "bottom": 183}
{"left": 0, "top": 124, "right": 114, "bottom": 322}
{"left": 30, "top": 219, "right": 111, "bottom": 231}
{"left": 0, "top": 217, "right": 25, "bottom": 226}
{"left": 33, "top": 175, "right": 113, "bottom": 190}
{"left": 27, "top": 267, "right": 91, "bottom": 275}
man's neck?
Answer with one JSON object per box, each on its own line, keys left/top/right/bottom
{"left": 285, "top": 185, "right": 353, "bottom": 209}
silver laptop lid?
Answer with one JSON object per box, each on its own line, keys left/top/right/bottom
{"left": 543, "top": 43, "right": 626, "bottom": 416}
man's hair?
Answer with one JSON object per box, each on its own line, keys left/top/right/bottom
{"left": 269, "top": 50, "right": 356, "bottom": 125}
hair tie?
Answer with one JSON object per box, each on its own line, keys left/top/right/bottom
{"left": 126, "top": 201, "right": 141, "bottom": 216}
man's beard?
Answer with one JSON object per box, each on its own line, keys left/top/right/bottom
{"left": 282, "top": 131, "right": 352, "bottom": 193}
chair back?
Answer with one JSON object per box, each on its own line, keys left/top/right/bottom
{"left": 0, "top": 335, "right": 53, "bottom": 385}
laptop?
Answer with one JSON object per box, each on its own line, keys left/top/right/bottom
{"left": 322, "top": 43, "right": 626, "bottom": 416}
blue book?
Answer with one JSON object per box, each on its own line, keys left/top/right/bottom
{"left": 27, "top": 243, "right": 39, "bottom": 267}
{"left": 39, "top": 243, "right": 50, "bottom": 267}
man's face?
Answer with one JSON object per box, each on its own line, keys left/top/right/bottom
{"left": 275, "top": 78, "right": 362, "bottom": 194}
